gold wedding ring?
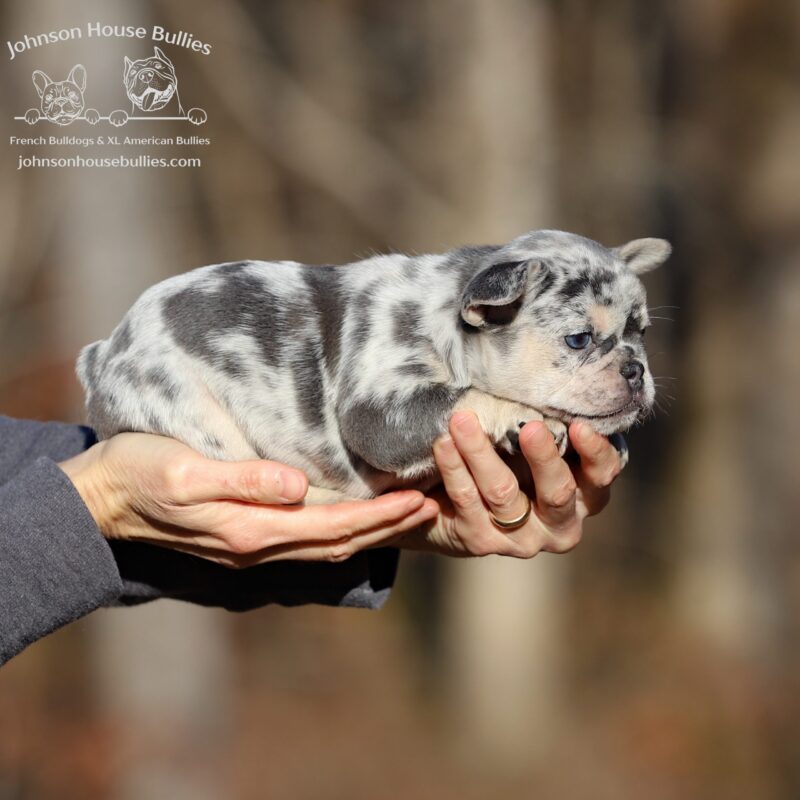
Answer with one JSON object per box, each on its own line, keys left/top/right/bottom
{"left": 489, "top": 494, "right": 532, "bottom": 531}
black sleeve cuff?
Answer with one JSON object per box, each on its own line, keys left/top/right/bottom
{"left": 0, "top": 415, "right": 96, "bottom": 485}
{"left": 110, "top": 541, "right": 400, "bottom": 612}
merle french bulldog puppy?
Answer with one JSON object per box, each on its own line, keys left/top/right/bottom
{"left": 77, "top": 231, "right": 670, "bottom": 502}
{"left": 24, "top": 64, "right": 100, "bottom": 126}
{"left": 109, "top": 46, "right": 206, "bottom": 126}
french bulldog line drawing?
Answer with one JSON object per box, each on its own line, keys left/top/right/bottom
{"left": 109, "top": 47, "right": 207, "bottom": 127}
{"left": 23, "top": 64, "right": 100, "bottom": 126}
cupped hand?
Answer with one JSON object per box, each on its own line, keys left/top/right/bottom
{"left": 59, "top": 432, "right": 438, "bottom": 568}
{"left": 398, "top": 411, "right": 624, "bottom": 557}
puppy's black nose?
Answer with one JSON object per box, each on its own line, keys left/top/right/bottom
{"left": 620, "top": 360, "right": 644, "bottom": 391}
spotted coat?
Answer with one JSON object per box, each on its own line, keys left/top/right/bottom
{"left": 77, "top": 230, "right": 670, "bottom": 498}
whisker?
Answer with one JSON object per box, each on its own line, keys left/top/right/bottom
{"left": 653, "top": 392, "right": 677, "bottom": 402}
{"left": 653, "top": 399, "right": 671, "bottom": 417}
{"left": 652, "top": 379, "right": 673, "bottom": 397}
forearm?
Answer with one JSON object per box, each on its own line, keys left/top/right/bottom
{"left": 0, "top": 452, "right": 399, "bottom": 665}
{"left": 60, "top": 439, "right": 402, "bottom": 611}
{"left": 0, "top": 416, "right": 403, "bottom": 664}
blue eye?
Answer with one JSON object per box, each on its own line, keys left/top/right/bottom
{"left": 565, "top": 332, "right": 592, "bottom": 349}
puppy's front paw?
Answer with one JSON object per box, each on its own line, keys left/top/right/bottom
{"left": 497, "top": 407, "right": 545, "bottom": 454}
{"left": 542, "top": 418, "right": 569, "bottom": 456}
{"left": 608, "top": 432, "right": 629, "bottom": 469}
{"left": 109, "top": 109, "right": 128, "bottom": 127}
{"left": 84, "top": 108, "right": 101, "bottom": 125}
{"left": 24, "top": 108, "right": 40, "bottom": 125}
{"left": 187, "top": 107, "right": 207, "bottom": 125}
{"left": 508, "top": 417, "right": 567, "bottom": 456}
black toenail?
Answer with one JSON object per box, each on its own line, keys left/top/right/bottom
{"left": 608, "top": 432, "right": 628, "bottom": 455}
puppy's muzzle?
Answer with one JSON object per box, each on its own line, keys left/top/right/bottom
{"left": 620, "top": 360, "right": 644, "bottom": 393}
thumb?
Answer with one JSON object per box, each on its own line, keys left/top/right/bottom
{"left": 176, "top": 456, "right": 309, "bottom": 505}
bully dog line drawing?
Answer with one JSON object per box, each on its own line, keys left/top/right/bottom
{"left": 15, "top": 48, "right": 206, "bottom": 126}
{"left": 109, "top": 47, "right": 206, "bottom": 126}
{"left": 23, "top": 64, "right": 101, "bottom": 126}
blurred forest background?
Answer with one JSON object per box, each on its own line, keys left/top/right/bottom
{"left": 1, "top": 0, "right": 800, "bottom": 798}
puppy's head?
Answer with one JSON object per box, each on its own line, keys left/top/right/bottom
{"left": 124, "top": 47, "right": 178, "bottom": 111}
{"left": 459, "top": 230, "right": 671, "bottom": 434}
{"left": 32, "top": 65, "right": 86, "bottom": 125}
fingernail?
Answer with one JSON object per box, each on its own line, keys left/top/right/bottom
{"left": 387, "top": 490, "right": 424, "bottom": 513}
{"left": 525, "top": 421, "right": 548, "bottom": 444}
{"left": 404, "top": 501, "right": 439, "bottom": 525}
{"left": 452, "top": 412, "right": 478, "bottom": 433}
{"left": 421, "top": 498, "right": 440, "bottom": 518}
{"left": 573, "top": 422, "right": 591, "bottom": 443}
{"left": 278, "top": 469, "right": 306, "bottom": 502}
{"left": 402, "top": 491, "right": 425, "bottom": 511}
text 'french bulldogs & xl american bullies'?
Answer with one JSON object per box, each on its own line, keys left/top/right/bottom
{"left": 77, "top": 231, "right": 670, "bottom": 502}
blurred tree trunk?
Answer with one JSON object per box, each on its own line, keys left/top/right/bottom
{"left": 668, "top": 0, "right": 800, "bottom": 661}
{"left": 428, "top": 0, "right": 569, "bottom": 769}
{"left": 12, "top": 1, "right": 236, "bottom": 796}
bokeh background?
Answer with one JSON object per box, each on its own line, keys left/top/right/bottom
{"left": 2, "top": 0, "right": 800, "bottom": 798}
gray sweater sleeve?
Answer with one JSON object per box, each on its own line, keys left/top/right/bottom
{"left": 0, "top": 415, "right": 399, "bottom": 665}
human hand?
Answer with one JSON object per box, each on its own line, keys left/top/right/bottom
{"left": 398, "top": 411, "right": 624, "bottom": 557}
{"left": 59, "top": 432, "right": 438, "bottom": 568}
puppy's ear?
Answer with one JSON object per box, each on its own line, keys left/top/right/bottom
{"left": 461, "top": 260, "right": 540, "bottom": 328}
{"left": 124, "top": 56, "right": 133, "bottom": 76}
{"left": 67, "top": 64, "right": 87, "bottom": 93}
{"left": 614, "top": 238, "right": 671, "bottom": 274}
{"left": 32, "top": 70, "right": 52, "bottom": 98}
